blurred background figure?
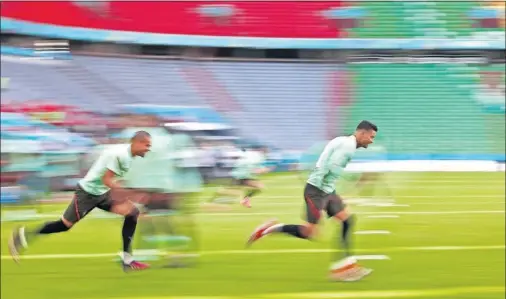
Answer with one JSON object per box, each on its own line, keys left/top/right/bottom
{"left": 208, "top": 145, "right": 270, "bottom": 208}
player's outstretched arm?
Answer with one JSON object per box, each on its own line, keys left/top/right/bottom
{"left": 103, "top": 169, "right": 122, "bottom": 190}
{"left": 103, "top": 170, "right": 149, "bottom": 204}
{"left": 103, "top": 169, "right": 133, "bottom": 203}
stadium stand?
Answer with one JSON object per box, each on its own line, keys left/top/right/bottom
{"left": 344, "top": 63, "right": 505, "bottom": 156}
{"left": 345, "top": 2, "right": 504, "bottom": 38}
{"left": 2, "top": 56, "right": 504, "bottom": 154}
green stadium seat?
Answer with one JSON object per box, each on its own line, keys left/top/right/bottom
{"left": 345, "top": 64, "right": 505, "bottom": 156}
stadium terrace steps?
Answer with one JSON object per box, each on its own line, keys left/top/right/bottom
{"left": 55, "top": 62, "right": 142, "bottom": 107}
{"left": 72, "top": 57, "right": 206, "bottom": 107}
{"left": 344, "top": 64, "right": 502, "bottom": 155}
{"left": 1, "top": 60, "right": 109, "bottom": 111}
{"left": 1, "top": 57, "right": 503, "bottom": 154}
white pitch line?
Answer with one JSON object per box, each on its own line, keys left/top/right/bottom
{"left": 258, "top": 195, "right": 505, "bottom": 199}
{"left": 8, "top": 201, "right": 504, "bottom": 211}
{"left": 264, "top": 181, "right": 503, "bottom": 189}
{"left": 265, "top": 177, "right": 505, "bottom": 182}
{"left": 3, "top": 245, "right": 503, "bottom": 260}
{"left": 345, "top": 198, "right": 395, "bottom": 204}
{"left": 112, "top": 285, "right": 506, "bottom": 299}
{"left": 353, "top": 255, "right": 390, "bottom": 260}
{"left": 264, "top": 286, "right": 505, "bottom": 299}
{"left": 382, "top": 202, "right": 505, "bottom": 206}
{"left": 196, "top": 210, "right": 506, "bottom": 217}
{"left": 366, "top": 215, "right": 400, "bottom": 219}
{"left": 2, "top": 210, "right": 504, "bottom": 222}
{"left": 268, "top": 179, "right": 506, "bottom": 185}
{"left": 256, "top": 201, "right": 504, "bottom": 207}
{"left": 267, "top": 185, "right": 505, "bottom": 190}
{"left": 116, "top": 253, "right": 390, "bottom": 261}
{"left": 403, "top": 245, "right": 504, "bottom": 251}
{"left": 357, "top": 203, "right": 410, "bottom": 207}
{"left": 16, "top": 195, "right": 505, "bottom": 208}
{"left": 361, "top": 210, "right": 504, "bottom": 215}
{"left": 355, "top": 230, "right": 391, "bottom": 235}
{"left": 200, "top": 210, "right": 505, "bottom": 216}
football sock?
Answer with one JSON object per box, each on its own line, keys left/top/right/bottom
{"left": 122, "top": 208, "right": 140, "bottom": 254}
{"left": 25, "top": 220, "right": 70, "bottom": 245}
{"left": 341, "top": 215, "right": 356, "bottom": 256}
{"left": 264, "top": 224, "right": 309, "bottom": 239}
{"left": 282, "top": 225, "right": 309, "bottom": 239}
{"left": 122, "top": 252, "right": 134, "bottom": 264}
{"left": 36, "top": 220, "right": 70, "bottom": 235}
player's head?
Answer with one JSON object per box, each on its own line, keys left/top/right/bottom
{"left": 354, "top": 120, "right": 377, "bottom": 148}
{"left": 130, "top": 131, "right": 152, "bottom": 157}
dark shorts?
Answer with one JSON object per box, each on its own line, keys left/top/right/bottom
{"left": 303, "top": 183, "right": 346, "bottom": 224}
{"left": 62, "top": 185, "right": 113, "bottom": 223}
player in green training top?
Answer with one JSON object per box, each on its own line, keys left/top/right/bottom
{"left": 8, "top": 131, "right": 152, "bottom": 272}
{"left": 209, "top": 146, "right": 270, "bottom": 208}
{"left": 246, "top": 121, "right": 378, "bottom": 281}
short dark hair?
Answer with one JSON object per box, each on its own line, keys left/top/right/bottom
{"left": 356, "top": 120, "right": 378, "bottom": 132}
{"left": 131, "top": 130, "right": 151, "bottom": 142}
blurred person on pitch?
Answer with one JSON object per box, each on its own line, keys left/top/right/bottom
{"left": 163, "top": 131, "right": 202, "bottom": 266}
{"left": 208, "top": 145, "right": 271, "bottom": 208}
{"left": 123, "top": 128, "right": 202, "bottom": 267}
{"left": 9, "top": 131, "right": 152, "bottom": 271}
{"left": 247, "top": 121, "right": 378, "bottom": 282}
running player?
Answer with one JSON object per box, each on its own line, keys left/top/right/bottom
{"left": 246, "top": 121, "right": 378, "bottom": 281}
{"left": 209, "top": 146, "right": 269, "bottom": 208}
{"left": 8, "top": 131, "right": 152, "bottom": 272}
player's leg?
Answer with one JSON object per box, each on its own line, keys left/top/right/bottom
{"left": 326, "top": 194, "right": 355, "bottom": 258}
{"left": 246, "top": 184, "right": 323, "bottom": 246}
{"left": 96, "top": 193, "right": 149, "bottom": 271}
{"left": 8, "top": 186, "right": 97, "bottom": 262}
{"left": 208, "top": 179, "right": 243, "bottom": 203}
{"left": 240, "top": 179, "right": 264, "bottom": 208}
{"left": 326, "top": 194, "right": 372, "bottom": 281}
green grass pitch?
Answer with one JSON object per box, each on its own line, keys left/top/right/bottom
{"left": 1, "top": 172, "right": 505, "bottom": 299}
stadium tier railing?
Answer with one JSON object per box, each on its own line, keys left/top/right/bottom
{"left": 1, "top": 45, "right": 72, "bottom": 59}
{"left": 1, "top": 17, "right": 504, "bottom": 50}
